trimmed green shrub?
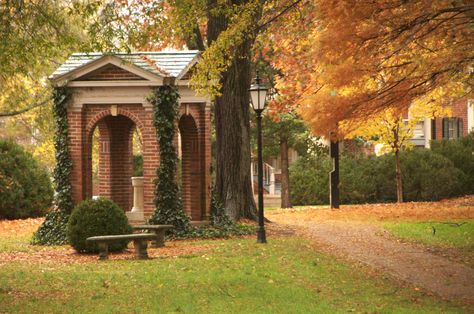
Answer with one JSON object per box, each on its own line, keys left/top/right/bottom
{"left": 400, "top": 149, "right": 463, "bottom": 201}
{"left": 431, "top": 134, "right": 474, "bottom": 194}
{"left": 0, "top": 140, "right": 53, "bottom": 219}
{"left": 67, "top": 198, "right": 132, "bottom": 253}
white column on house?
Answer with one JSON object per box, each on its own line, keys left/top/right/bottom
{"left": 468, "top": 100, "right": 474, "bottom": 133}
{"left": 269, "top": 167, "right": 275, "bottom": 195}
{"left": 250, "top": 161, "right": 255, "bottom": 193}
{"left": 424, "top": 118, "right": 432, "bottom": 148}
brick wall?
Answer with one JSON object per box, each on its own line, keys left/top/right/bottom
{"left": 67, "top": 101, "right": 211, "bottom": 221}
{"left": 179, "top": 114, "right": 201, "bottom": 220}
{"left": 434, "top": 99, "right": 469, "bottom": 140}
{"left": 78, "top": 64, "right": 144, "bottom": 81}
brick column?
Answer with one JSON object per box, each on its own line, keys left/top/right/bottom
{"left": 141, "top": 111, "right": 159, "bottom": 217}
{"left": 97, "top": 120, "right": 112, "bottom": 199}
{"left": 107, "top": 115, "right": 134, "bottom": 211}
{"left": 68, "top": 108, "right": 86, "bottom": 203}
{"left": 179, "top": 114, "right": 201, "bottom": 220}
{"left": 200, "top": 102, "right": 212, "bottom": 220}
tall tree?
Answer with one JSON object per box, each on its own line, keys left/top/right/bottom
{"left": 0, "top": 0, "right": 99, "bottom": 117}
{"left": 349, "top": 101, "right": 451, "bottom": 202}
{"left": 0, "top": 0, "right": 102, "bottom": 169}
{"left": 267, "top": 0, "right": 473, "bottom": 138}
{"left": 95, "top": 0, "right": 303, "bottom": 220}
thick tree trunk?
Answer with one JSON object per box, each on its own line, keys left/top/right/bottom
{"left": 207, "top": 1, "right": 257, "bottom": 220}
{"left": 395, "top": 149, "right": 403, "bottom": 203}
{"left": 213, "top": 41, "right": 257, "bottom": 220}
{"left": 280, "top": 136, "right": 292, "bottom": 208}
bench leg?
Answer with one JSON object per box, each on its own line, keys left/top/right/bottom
{"left": 98, "top": 242, "right": 108, "bottom": 260}
{"left": 151, "top": 230, "right": 165, "bottom": 248}
{"left": 134, "top": 240, "right": 149, "bottom": 259}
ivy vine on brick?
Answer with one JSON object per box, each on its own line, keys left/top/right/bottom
{"left": 148, "top": 85, "right": 190, "bottom": 232}
{"left": 32, "top": 86, "right": 74, "bottom": 245}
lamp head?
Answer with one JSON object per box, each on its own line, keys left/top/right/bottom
{"left": 249, "top": 72, "right": 269, "bottom": 112}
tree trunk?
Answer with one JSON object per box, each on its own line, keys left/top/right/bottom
{"left": 329, "top": 140, "right": 340, "bottom": 209}
{"left": 280, "top": 136, "right": 292, "bottom": 208}
{"left": 207, "top": 1, "right": 257, "bottom": 220}
{"left": 395, "top": 149, "right": 403, "bottom": 203}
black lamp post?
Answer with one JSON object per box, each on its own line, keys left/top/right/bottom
{"left": 249, "top": 72, "right": 269, "bottom": 243}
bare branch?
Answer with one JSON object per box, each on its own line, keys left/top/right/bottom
{"left": 0, "top": 98, "right": 50, "bottom": 117}
{"left": 257, "top": 0, "right": 303, "bottom": 31}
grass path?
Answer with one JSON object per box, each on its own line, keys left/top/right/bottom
{"left": 267, "top": 200, "right": 474, "bottom": 304}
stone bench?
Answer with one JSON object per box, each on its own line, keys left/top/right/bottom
{"left": 133, "top": 225, "right": 174, "bottom": 248}
{"left": 86, "top": 233, "right": 157, "bottom": 260}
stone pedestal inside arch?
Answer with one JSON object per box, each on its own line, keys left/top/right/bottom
{"left": 126, "top": 176, "right": 145, "bottom": 224}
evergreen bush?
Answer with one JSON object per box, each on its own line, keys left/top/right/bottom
{"left": 0, "top": 140, "right": 53, "bottom": 219}
{"left": 289, "top": 155, "right": 331, "bottom": 205}
{"left": 431, "top": 134, "right": 474, "bottom": 194}
{"left": 339, "top": 155, "right": 379, "bottom": 204}
{"left": 400, "top": 149, "right": 463, "bottom": 201}
{"left": 67, "top": 198, "right": 132, "bottom": 253}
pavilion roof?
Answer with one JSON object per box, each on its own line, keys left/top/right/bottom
{"left": 50, "top": 50, "right": 199, "bottom": 80}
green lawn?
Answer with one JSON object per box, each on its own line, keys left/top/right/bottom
{"left": 383, "top": 221, "right": 474, "bottom": 250}
{"left": 383, "top": 220, "right": 474, "bottom": 267}
{"left": 0, "top": 237, "right": 470, "bottom": 313}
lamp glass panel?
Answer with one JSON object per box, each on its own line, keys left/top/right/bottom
{"left": 249, "top": 84, "right": 268, "bottom": 110}
{"left": 258, "top": 89, "right": 268, "bottom": 110}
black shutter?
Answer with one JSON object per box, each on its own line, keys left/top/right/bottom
{"left": 442, "top": 118, "right": 449, "bottom": 139}
{"left": 431, "top": 119, "right": 436, "bottom": 140}
{"left": 458, "top": 118, "right": 463, "bottom": 138}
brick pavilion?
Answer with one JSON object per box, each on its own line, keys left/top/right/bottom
{"left": 50, "top": 51, "right": 212, "bottom": 223}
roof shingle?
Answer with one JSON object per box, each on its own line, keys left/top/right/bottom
{"left": 50, "top": 51, "right": 199, "bottom": 79}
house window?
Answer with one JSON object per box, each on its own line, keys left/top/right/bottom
{"left": 442, "top": 118, "right": 463, "bottom": 139}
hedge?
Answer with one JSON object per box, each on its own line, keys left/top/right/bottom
{"left": 431, "top": 134, "right": 474, "bottom": 195}
{"left": 290, "top": 147, "right": 467, "bottom": 205}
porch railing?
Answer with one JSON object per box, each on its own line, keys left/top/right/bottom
{"left": 251, "top": 161, "right": 276, "bottom": 195}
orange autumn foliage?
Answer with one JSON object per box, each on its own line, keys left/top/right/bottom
{"left": 266, "top": 0, "right": 473, "bottom": 138}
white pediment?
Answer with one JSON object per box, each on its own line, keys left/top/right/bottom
{"left": 52, "top": 55, "right": 167, "bottom": 87}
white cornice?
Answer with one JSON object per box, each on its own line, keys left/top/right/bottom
{"left": 67, "top": 80, "right": 164, "bottom": 87}
{"left": 52, "top": 55, "right": 165, "bottom": 86}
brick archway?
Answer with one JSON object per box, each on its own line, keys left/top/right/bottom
{"left": 85, "top": 109, "right": 146, "bottom": 211}
{"left": 68, "top": 104, "right": 160, "bottom": 217}
{"left": 53, "top": 51, "right": 212, "bottom": 222}
{"left": 179, "top": 114, "right": 203, "bottom": 220}
{"left": 85, "top": 114, "right": 136, "bottom": 211}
